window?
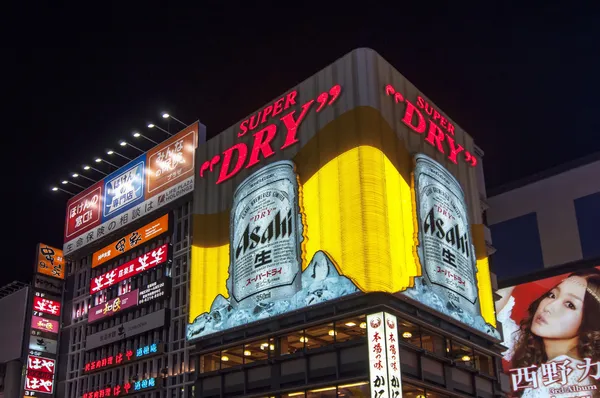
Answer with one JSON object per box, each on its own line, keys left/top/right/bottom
{"left": 221, "top": 345, "right": 244, "bottom": 369}
{"left": 244, "top": 339, "right": 271, "bottom": 363}
{"left": 304, "top": 322, "right": 335, "bottom": 350}
{"left": 200, "top": 352, "right": 220, "bottom": 373}
{"left": 474, "top": 350, "right": 494, "bottom": 376}
{"left": 279, "top": 331, "right": 305, "bottom": 355}
{"left": 450, "top": 341, "right": 474, "bottom": 368}
{"left": 335, "top": 315, "right": 366, "bottom": 343}
{"left": 397, "top": 318, "right": 421, "bottom": 347}
{"left": 420, "top": 329, "right": 447, "bottom": 357}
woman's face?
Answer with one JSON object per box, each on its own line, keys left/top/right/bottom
{"left": 531, "top": 276, "right": 586, "bottom": 339}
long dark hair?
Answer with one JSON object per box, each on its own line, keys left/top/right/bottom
{"left": 512, "top": 269, "right": 600, "bottom": 396}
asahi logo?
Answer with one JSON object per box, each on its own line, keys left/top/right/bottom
{"left": 423, "top": 206, "right": 471, "bottom": 260}
{"left": 235, "top": 209, "right": 293, "bottom": 260}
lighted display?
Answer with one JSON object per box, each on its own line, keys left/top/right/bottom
{"left": 27, "top": 355, "right": 55, "bottom": 374}
{"left": 367, "top": 312, "right": 403, "bottom": 398}
{"left": 33, "top": 295, "right": 61, "bottom": 317}
{"left": 36, "top": 243, "right": 65, "bottom": 280}
{"left": 90, "top": 244, "right": 169, "bottom": 294}
{"left": 138, "top": 279, "right": 170, "bottom": 304}
{"left": 28, "top": 336, "right": 58, "bottom": 355}
{"left": 24, "top": 373, "right": 54, "bottom": 394}
{"left": 188, "top": 49, "right": 497, "bottom": 341}
{"left": 82, "top": 377, "right": 158, "bottom": 398}
{"left": 83, "top": 343, "right": 161, "bottom": 373}
{"left": 88, "top": 289, "right": 138, "bottom": 323}
{"left": 495, "top": 266, "right": 600, "bottom": 397}
{"left": 31, "top": 316, "right": 58, "bottom": 335}
{"left": 63, "top": 122, "right": 202, "bottom": 255}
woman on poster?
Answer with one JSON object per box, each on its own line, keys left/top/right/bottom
{"left": 496, "top": 269, "right": 600, "bottom": 397}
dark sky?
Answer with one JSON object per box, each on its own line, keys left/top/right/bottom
{"left": 8, "top": 3, "right": 600, "bottom": 286}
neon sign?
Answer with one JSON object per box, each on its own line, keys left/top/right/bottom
{"left": 90, "top": 244, "right": 169, "bottom": 294}
{"left": 385, "top": 84, "right": 477, "bottom": 167}
{"left": 83, "top": 343, "right": 162, "bottom": 373}
{"left": 82, "top": 378, "right": 158, "bottom": 398}
{"left": 33, "top": 295, "right": 61, "bottom": 317}
{"left": 199, "top": 84, "right": 342, "bottom": 184}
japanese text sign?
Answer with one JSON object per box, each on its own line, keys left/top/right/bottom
{"left": 146, "top": 122, "right": 198, "bottom": 195}
{"left": 64, "top": 180, "right": 103, "bottom": 241}
{"left": 33, "top": 296, "right": 61, "bottom": 317}
{"left": 82, "top": 377, "right": 158, "bottom": 398}
{"left": 31, "top": 316, "right": 59, "bottom": 335}
{"left": 88, "top": 289, "right": 139, "bottom": 323}
{"left": 92, "top": 213, "right": 169, "bottom": 268}
{"left": 24, "top": 373, "right": 54, "bottom": 394}
{"left": 103, "top": 156, "right": 146, "bottom": 220}
{"left": 368, "top": 312, "right": 403, "bottom": 398}
{"left": 36, "top": 243, "right": 65, "bottom": 280}
{"left": 384, "top": 313, "right": 402, "bottom": 397}
{"left": 29, "top": 336, "right": 58, "bottom": 355}
{"left": 27, "top": 355, "right": 56, "bottom": 374}
{"left": 138, "top": 279, "right": 170, "bottom": 304}
{"left": 83, "top": 343, "right": 162, "bottom": 373}
{"left": 89, "top": 244, "right": 169, "bottom": 294}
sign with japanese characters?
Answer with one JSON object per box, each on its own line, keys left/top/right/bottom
{"left": 36, "top": 243, "right": 65, "bottom": 280}
{"left": 383, "top": 314, "right": 403, "bottom": 397}
{"left": 29, "top": 336, "right": 58, "bottom": 355}
{"left": 31, "top": 316, "right": 59, "bottom": 335}
{"left": 63, "top": 122, "right": 203, "bottom": 256}
{"left": 24, "top": 373, "right": 54, "bottom": 395}
{"left": 27, "top": 355, "right": 56, "bottom": 374}
{"left": 83, "top": 343, "right": 163, "bottom": 373}
{"left": 64, "top": 180, "right": 103, "bottom": 241}
{"left": 138, "top": 278, "right": 170, "bottom": 305}
{"left": 146, "top": 122, "right": 198, "bottom": 195}
{"left": 90, "top": 244, "right": 169, "bottom": 294}
{"left": 92, "top": 213, "right": 169, "bottom": 268}
{"left": 88, "top": 289, "right": 138, "bottom": 323}
{"left": 85, "top": 309, "right": 166, "bottom": 350}
{"left": 33, "top": 275, "right": 62, "bottom": 295}
{"left": 187, "top": 49, "right": 499, "bottom": 342}
{"left": 33, "top": 296, "right": 61, "bottom": 317}
{"left": 82, "top": 377, "right": 160, "bottom": 398}
{"left": 103, "top": 156, "right": 146, "bottom": 220}
{"left": 367, "top": 312, "right": 389, "bottom": 398}
{"left": 495, "top": 265, "right": 600, "bottom": 397}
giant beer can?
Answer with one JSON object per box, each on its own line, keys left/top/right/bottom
{"left": 229, "top": 160, "right": 303, "bottom": 309}
{"left": 413, "top": 153, "right": 481, "bottom": 317}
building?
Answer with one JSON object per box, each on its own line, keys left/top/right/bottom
{"left": 0, "top": 282, "right": 31, "bottom": 398}
{"left": 58, "top": 48, "right": 510, "bottom": 398}
{"left": 487, "top": 152, "right": 600, "bottom": 282}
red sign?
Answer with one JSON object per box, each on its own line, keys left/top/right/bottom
{"left": 64, "top": 180, "right": 103, "bottom": 240}
{"left": 384, "top": 84, "right": 477, "bottom": 167}
{"left": 88, "top": 290, "right": 138, "bottom": 323}
{"left": 24, "top": 373, "right": 54, "bottom": 394}
{"left": 84, "top": 349, "right": 134, "bottom": 373}
{"left": 90, "top": 244, "right": 169, "bottom": 294}
{"left": 33, "top": 296, "right": 61, "bottom": 317}
{"left": 31, "top": 315, "right": 59, "bottom": 334}
{"left": 82, "top": 377, "right": 159, "bottom": 397}
{"left": 199, "top": 84, "right": 342, "bottom": 184}
{"left": 27, "top": 355, "right": 56, "bottom": 374}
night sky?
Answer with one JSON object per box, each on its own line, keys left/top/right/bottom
{"left": 8, "top": 4, "right": 599, "bottom": 287}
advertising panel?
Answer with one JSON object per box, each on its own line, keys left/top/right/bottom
{"left": 24, "top": 373, "right": 54, "bottom": 395}
{"left": 92, "top": 213, "right": 169, "bottom": 268}
{"left": 33, "top": 275, "right": 62, "bottom": 295}
{"left": 138, "top": 278, "right": 171, "bottom": 305}
{"left": 63, "top": 122, "right": 204, "bottom": 256}
{"left": 27, "top": 355, "right": 56, "bottom": 375}
{"left": 31, "top": 316, "right": 59, "bottom": 335}
{"left": 85, "top": 309, "right": 166, "bottom": 350}
{"left": 36, "top": 243, "right": 65, "bottom": 280}
{"left": 90, "top": 244, "right": 169, "bottom": 294}
{"left": 188, "top": 49, "right": 498, "bottom": 342}
{"left": 82, "top": 377, "right": 160, "bottom": 398}
{"left": 88, "top": 289, "right": 139, "bottom": 323}
{"left": 0, "top": 286, "right": 29, "bottom": 363}
{"left": 83, "top": 343, "right": 163, "bottom": 373}
{"left": 102, "top": 155, "right": 146, "bottom": 220}
{"left": 367, "top": 312, "right": 403, "bottom": 398}
{"left": 33, "top": 296, "right": 61, "bottom": 317}
{"left": 29, "top": 336, "right": 58, "bottom": 355}
{"left": 495, "top": 266, "right": 600, "bottom": 397}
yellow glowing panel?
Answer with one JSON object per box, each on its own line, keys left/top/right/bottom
{"left": 472, "top": 223, "right": 497, "bottom": 327}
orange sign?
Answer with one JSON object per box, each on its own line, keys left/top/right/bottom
{"left": 146, "top": 122, "right": 198, "bottom": 196}
{"left": 92, "top": 214, "right": 169, "bottom": 268}
{"left": 36, "top": 243, "right": 65, "bottom": 280}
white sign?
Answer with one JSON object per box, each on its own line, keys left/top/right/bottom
{"left": 384, "top": 313, "right": 403, "bottom": 397}
{"left": 368, "top": 312, "right": 389, "bottom": 398}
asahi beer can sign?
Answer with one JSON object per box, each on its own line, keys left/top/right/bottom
{"left": 414, "top": 153, "right": 480, "bottom": 316}
{"left": 229, "top": 160, "right": 303, "bottom": 308}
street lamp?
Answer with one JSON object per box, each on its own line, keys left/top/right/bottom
{"left": 95, "top": 157, "right": 118, "bottom": 168}
{"left": 161, "top": 112, "right": 187, "bottom": 127}
{"left": 132, "top": 131, "right": 158, "bottom": 145}
{"left": 119, "top": 141, "right": 144, "bottom": 153}
{"left": 106, "top": 149, "right": 131, "bottom": 161}
{"left": 61, "top": 179, "right": 86, "bottom": 189}
{"left": 51, "top": 186, "right": 74, "bottom": 195}
{"left": 71, "top": 172, "right": 95, "bottom": 182}
{"left": 148, "top": 123, "right": 172, "bottom": 136}
{"left": 83, "top": 164, "right": 107, "bottom": 176}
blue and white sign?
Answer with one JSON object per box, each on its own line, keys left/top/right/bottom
{"left": 102, "top": 155, "right": 146, "bottom": 221}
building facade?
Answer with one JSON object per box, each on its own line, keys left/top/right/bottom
{"left": 487, "top": 152, "right": 600, "bottom": 282}
{"left": 57, "top": 48, "right": 510, "bottom": 398}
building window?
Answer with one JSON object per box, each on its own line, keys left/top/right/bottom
{"left": 200, "top": 352, "right": 220, "bottom": 373}
{"left": 420, "top": 329, "right": 448, "bottom": 357}
{"left": 450, "top": 341, "right": 474, "bottom": 369}
{"left": 221, "top": 345, "right": 244, "bottom": 368}
{"left": 304, "top": 322, "right": 335, "bottom": 350}
{"left": 474, "top": 350, "right": 494, "bottom": 376}
{"left": 398, "top": 318, "right": 421, "bottom": 347}
{"left": 335, "top": 315, "right": 366, "bottom": 343}
{"left": 280, "top": 331, "right": 305, "bottom": 355}
{"left": 244, "top": 339, "right": 272, "bottom": 362}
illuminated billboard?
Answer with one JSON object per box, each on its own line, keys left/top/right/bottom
{"left": 188, "top": 49, "right": 497, "bottom": 341}
{"left": 36, "top": 243, "right": 65, "bottom": 280}
{"left": 495, "top": 266, "right": 600, "bottom": 397}
{"left": 63, "top": 122, "right": 203, "bottom": 255}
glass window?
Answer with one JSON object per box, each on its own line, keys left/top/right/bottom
{"left": 338, "top": 381, "right": 369, "bottom": 396}
{"left": 304, "top": 322, "right": 335, "bottom": 350}
{"left": 200, "top": 352, "right": 220, "bottom": 373}
{"left": 307, "top": 386, "right": 336, "bottom": 397}
{"left": 279, "top": 331, "right": 305, "bottom": 356}
{"left": 221, "top": 345, "right": 244, "bottom": 369}
{"left": 398, "top": 318, "right": 421, "bottom": 347}
{"left": 403, "top": 383, "right": 425, "bottom": 397}
{"left": 450, "top": 341, "right": 474, "bottom": 368}
{"left": 244, "top": 339, "right": 270, "bottom": 363}
{"left": 420, "top": 329, "right": 447, "bottom": 357}
{"left": 335, "top": 315, "right": 366, "bottom": 343}
{"left": 474, "top": 350, "right": 494, "bottom": 376}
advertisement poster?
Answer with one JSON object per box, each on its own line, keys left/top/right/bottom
{"left": 36, "top": 243, "right": 65, "bottom": 280}
{"left": 63, "top": 122, "right": 203, "bottom": 255}
{"left": 188, "top": 49, "right": 497, "bottom": 342}
{"left": 88, "top": 289, "right": 139, "bottom": 323}
{"left": 495, "top": 267, "right": 600, "bottom": 397}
